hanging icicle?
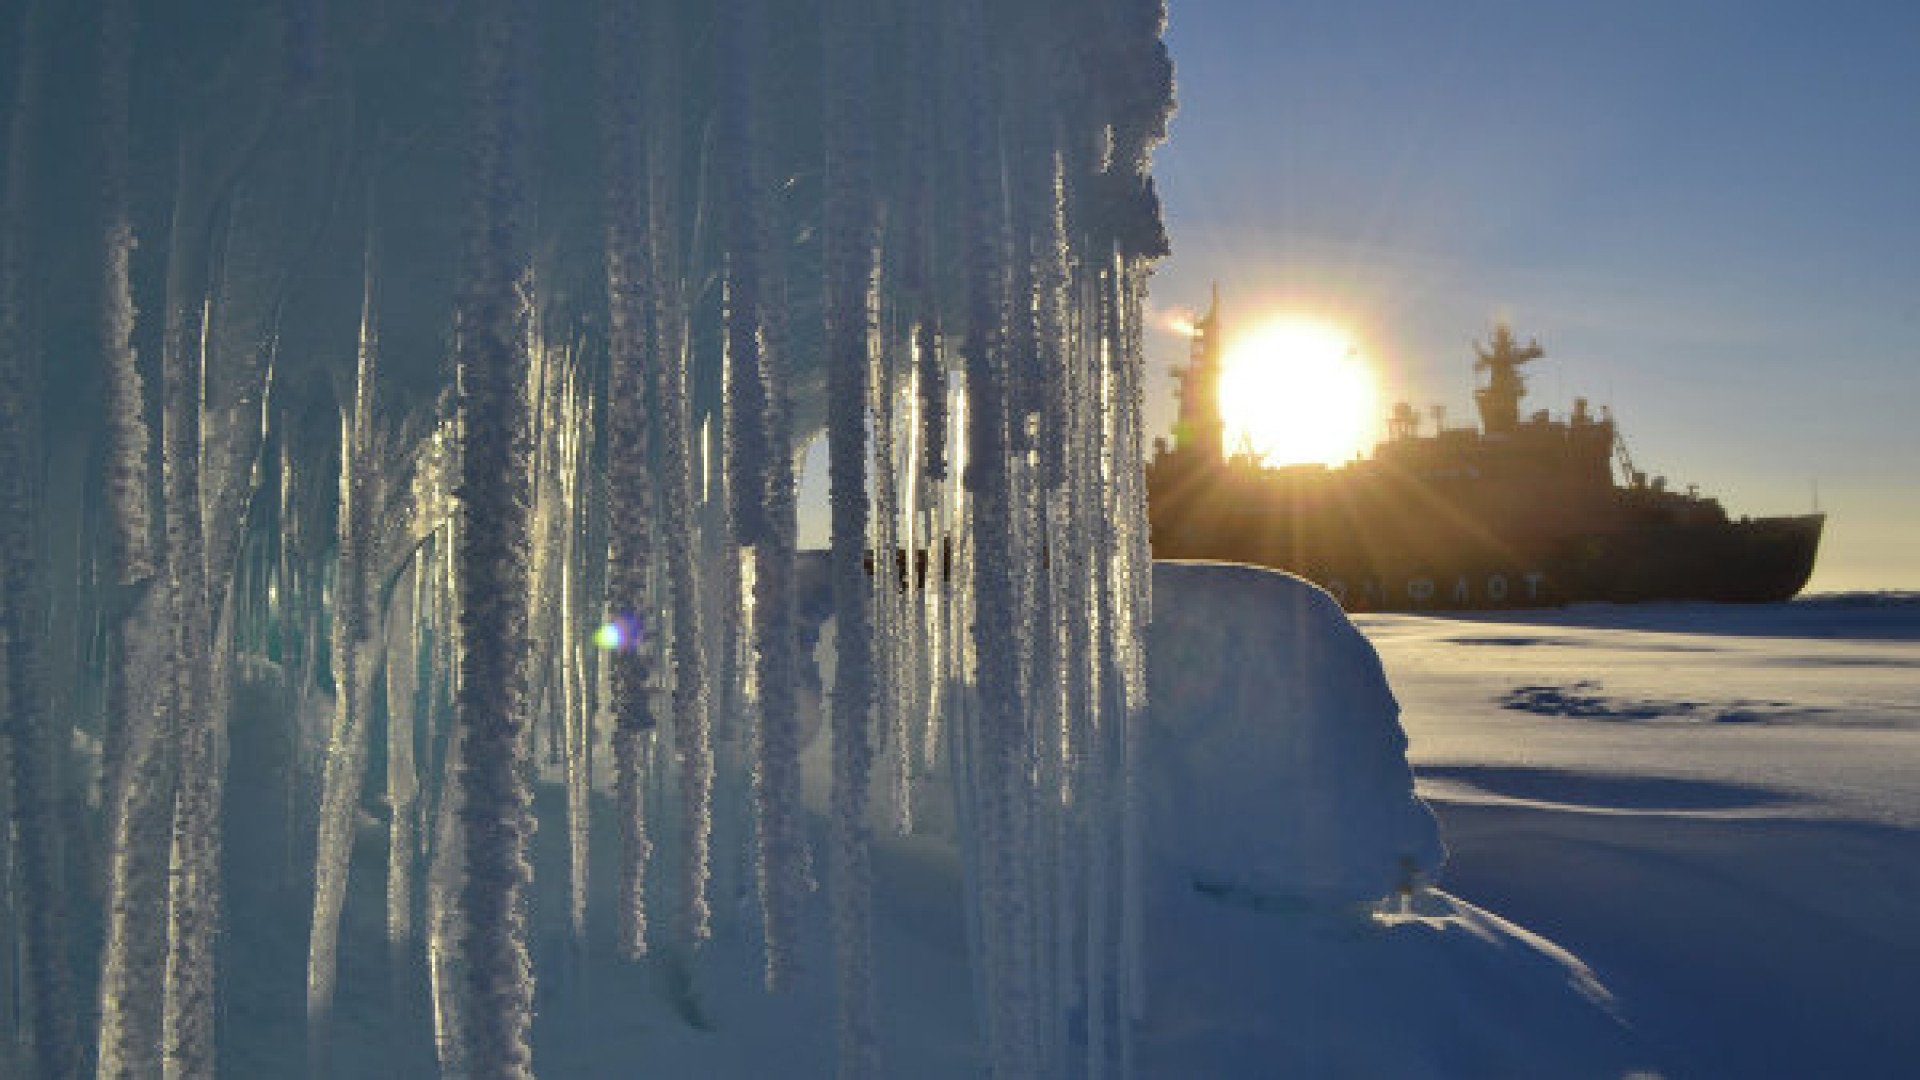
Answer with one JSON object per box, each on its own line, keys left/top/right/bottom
{"left": 824, "top": 0, "right": 882, "bottom": 1073}
{"left": 601, "top": 0, "right": 661, "bottom": 959}
{"left": 711, "top": 0, "right": 809, "bottom": 997}
{"left": 950, "top": 0, "right": 1044, "bottom": 1074}
{"left": 747, "top": 298, "right": 804, "bottom": 993}
{"left": 158, "top": 205, "right": 222, "bottom": 1080}
{"left": 3, "top": 2, "right": 1186, "bottom": 1074}
{"left": 306, "top": 222, "right": 384, "bottom": 1079}
{"left": 449, "top": 0, "right": 538, "bottom": 1074}
{"left": 634, "top": 1, "right": 717, "bottom": 969}
{"left": 387, "top": 554, "right": 422, "bottom": 979}
{"left": 92, "top": 0, "right": 178, "bottom": 1073}
{"left": 870, "top": 300, "right": 907, "bottom": 836}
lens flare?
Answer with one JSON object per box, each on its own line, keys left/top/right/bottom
{"left": 595, "top": 613, "right": 645, "bottom": 653}
{"left": 1216, "top": 316, "right": 1378, "bottom": 467}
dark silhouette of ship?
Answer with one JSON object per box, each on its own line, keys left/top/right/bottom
{"left": 1147, "top": 293, "right": 1825, "bottom": 610}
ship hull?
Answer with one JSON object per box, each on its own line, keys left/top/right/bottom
{"left": 1554, "top": 514, "right": 1825, "bottom": 606}
{"left": 1147, "top": 462, "right": 1824, "bottom": 611}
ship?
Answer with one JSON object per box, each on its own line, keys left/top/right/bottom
{"left": 1145, "top": 295, "right": 1825, "bottom": 610}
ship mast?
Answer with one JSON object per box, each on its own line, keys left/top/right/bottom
{"left": 1472, "top": 323, "right": 1544, "bottom": 434}
{"left": 1173, "top": 283, "right": 1226, "bottom": 461}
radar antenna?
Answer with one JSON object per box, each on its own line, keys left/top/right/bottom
{"left": 1472, "top": 323, "right": 1544, "bottom": 434}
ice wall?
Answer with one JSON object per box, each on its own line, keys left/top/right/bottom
{"left": 0, "top": 2, "right": 1174, "bottom": 1078}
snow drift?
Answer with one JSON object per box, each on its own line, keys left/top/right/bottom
{"left": 1134, "top": 563, "right": 1646, "bottom": 1077}
{"left": 1145, "top": 561, "right": 1445, "bottom": 905}
{"left": 795, "top": 558, "right": 1645, "bottom": 1077}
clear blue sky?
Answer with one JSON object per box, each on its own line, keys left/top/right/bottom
{"left": 1145, "top": 1, "right": 1920, "bottom": 591}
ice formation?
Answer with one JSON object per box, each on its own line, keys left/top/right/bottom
{"left": 1145, "top": 563, "right": 1443, "bottom": 905}
{"left": 0, "top": 1, "right": 1173, "bottom": 1077}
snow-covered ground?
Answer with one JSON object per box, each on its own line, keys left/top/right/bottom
{"left": 1361, "top": 596, "right": 1920, "bottom": 1079}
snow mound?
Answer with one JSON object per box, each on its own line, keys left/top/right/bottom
{"left": 768, "top": 558, "right": 1643, "bottom": 1077}
{"left": 1140, "top": 563, "right": 1648, "bottom": 1077}
{"left": 1146, "top": 562, "right": 1445, "bottom": 905}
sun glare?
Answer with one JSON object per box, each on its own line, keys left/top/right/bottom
{"left": 1216, "top": 317, "right": 1378, "bottom": 467}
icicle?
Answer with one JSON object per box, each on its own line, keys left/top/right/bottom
{"left": 934, "top": 373, "right": 991, "bottom": 1063}
{"left": 918, "top": 361, "right": 963, "bottom": 776}
{"left": 448, "top": 1, "right": 538, "bottom": 1074}
{"left": 388, "top": 556, "right": 422, "bottom": 970}
{"left": 601, "top": 6, "right": 665, "bottom": 936}
{"left": 97, "top": 1, "right": 152, "bottom": 592}
{"left": 96, "top": 585, "right": 176, "bottom": 1080}
{"left": 1001, "top": 40, "right": 1076, "bottom": 1068}
{"left": 155, "top": 168, "right": 227, "bottom": 1080}
{"left": 1116, "top": 262, "right": 1154, "bottom": 1047}
{"left": 725, "top": 261, "right": 768, "bottom": 550}
{"left": 718, "top": 539, "right": 750, "bottom": 878}
{"left": 527, "top": 327, "right": 566, "bottom": 774}
{"left": 560, "top": 362, "right": 594, "bottom": 953}
{"left": 899, "top": 368, "right": 928, "bottom": 809}
{"left": 947, "top": 1, "right": 1057, "bottom": 1074}
{"left": 713, "top": 0, "right": 792, "bottom": 992}
{"left": 614, "top": 709, "right": 656, "bottom": 958}
{"left": 870, "top": 314, "right": 907, "bottom": 835}
{"left": 639, "top": 0, "right": 715, "bottom": 964}
{"left": 704, "top": 454, "right": 742, "bottom": 930}
{"left": 92, "top": 0, "right": 176, "bottom": 1073}
{"left": 887, "top": 2, "right": 940, "bottom": 814}
{"left": 824, "top": 0, "right": 882, "bottom": 1071}
{"left": 416, "top": 510, "right": 462, "bottom": 1078}
{"left": 736, "top": 0, "right": 808, "bottom": 993}
{"left": 306, "top": 216, "right": 384, "bottom": 1080}
{"left": 719, "top": 256, "right": 768, "bottom": 963}
{"left": 903, "top": 3, "right": 947, "bottom": 489}
{"left": 520, "top": 338, "right": 595, "bottom": 956}
{"left": 425, "top": 722, "right": 468, "bottom": 1079}
{"left": 1030, "top": 133, "right": 1076, "bottom": 1080}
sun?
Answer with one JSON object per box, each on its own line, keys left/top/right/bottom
{"left": 1216, "top": 317, "right": 1378, "bottom": 467}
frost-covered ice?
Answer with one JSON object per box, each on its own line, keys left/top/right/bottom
{"left": 1364, "top": 594, "right": 1920, "bottom": 1078}
{"left": 258, "top": 560, "right": 1648, "bottom": 1077}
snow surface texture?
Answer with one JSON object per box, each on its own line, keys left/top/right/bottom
{"left": 1367, "top": 595, "right": 1920, "bottom": 1078}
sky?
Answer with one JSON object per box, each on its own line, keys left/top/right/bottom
{"left": 1143, "top": 1, "right": 1920, "bottom": 592}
